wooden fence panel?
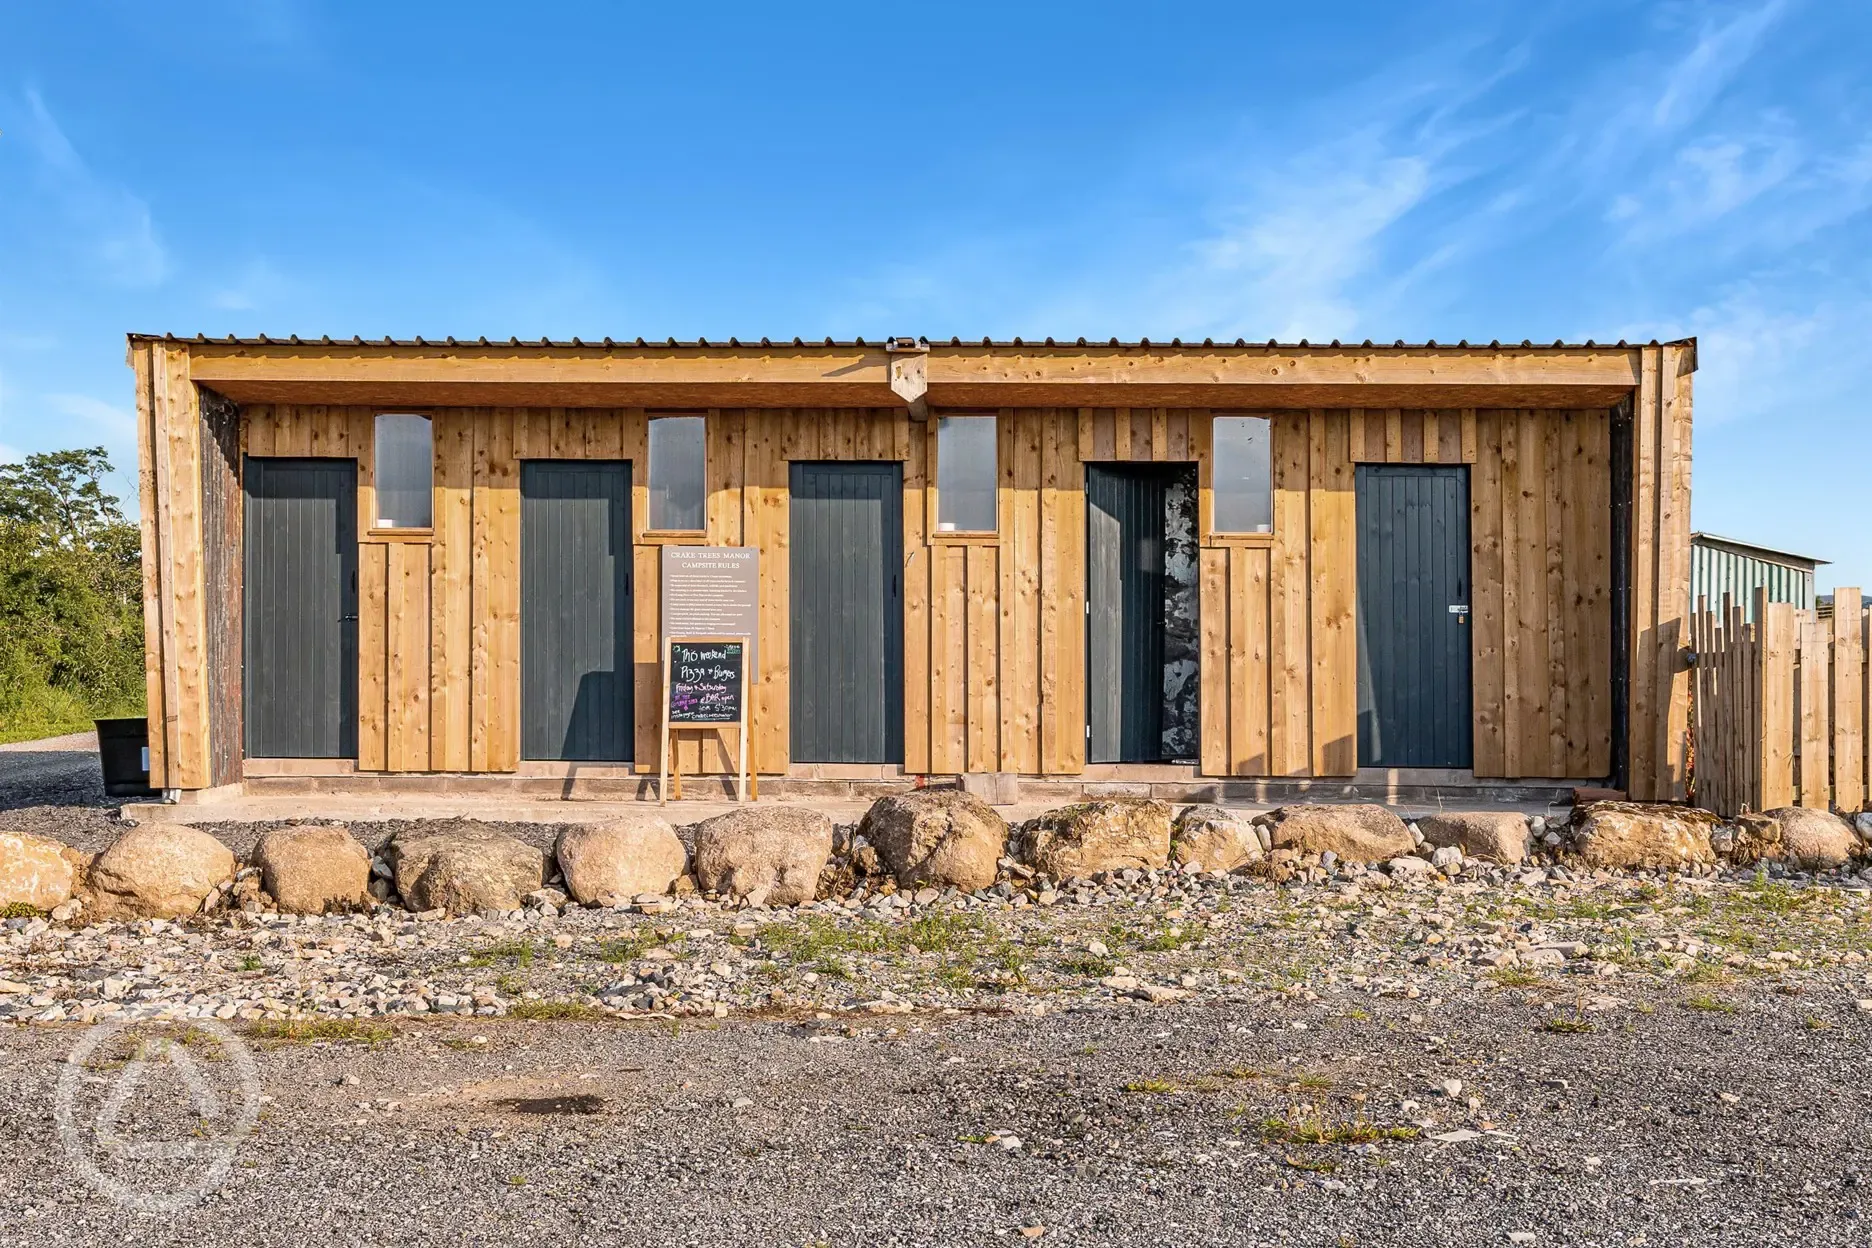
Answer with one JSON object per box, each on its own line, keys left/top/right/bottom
{"left": 1692, "top": 590, "right": 1869, "bottom": 817}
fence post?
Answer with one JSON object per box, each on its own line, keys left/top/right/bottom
{"left": 1759, "top": 596, "right": 1796, "bottom": 810}
{"left": 1835, "top": 588, "right": 1865, "bottom": 814}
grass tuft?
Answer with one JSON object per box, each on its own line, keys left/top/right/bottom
{"left": 249, "top": 1018, "right": 393, "bottom": 1046}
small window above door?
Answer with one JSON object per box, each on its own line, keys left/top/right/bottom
{"left": 648, "top": 413, "right": 706, "bottom": 532}
{"left": 372, "top": 413, "right": 433, "bottom": 530}
{"left": 935, "top": 413, "right": 997, "bottom": 534}
{"left": 1211, "top": 414, "right": 1272, "bottom": 535}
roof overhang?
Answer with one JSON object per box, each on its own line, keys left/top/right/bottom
{"left": 139, "top": 335, "right": 1678, "bottom": 410}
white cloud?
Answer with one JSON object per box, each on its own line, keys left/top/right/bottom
{"left": 18, "top": 88, "right": 169, "bottom": 287}
{"left": 208, "top": 258, "right": 290, "bottom": 312}
{"left": 0, "top": 442, "right": 19, "bottom": 465}
{"left": 45, "top": 393, "right": 136, "bottom": 438}
{"left": 1153, "top": 137, "right": 1439, "bottom": 341}
{"left": 1649, "top": 0, "right": 1789, "bottom": 131}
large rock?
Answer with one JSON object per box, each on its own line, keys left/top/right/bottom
{"left": 1416, "top": 811, "right": 1531, "bottom": 865}
{"left": 0, "top": 831, "right": 89, "bottom": 912}
{"left": 1260, "top": 804, "right": 1413, "bottom": 863}
{"left": 555, "top": 815, "right": 687, "bottom": 904}
{"left": 1014, "top": 798, "right": 1171, "bottom": 879}
{"left": 1744, "top": 807, "right": 1859, "bottom": 871}
{"left": 85, "top": 825, "right": 236, "bottom": 920}
{"left": 691, "top": 807, "right": 834, "bottom": 906}
{"left": 252, "top": 824, "right": 371, "bottom": 915}
{"left": 1572, "top": 802, "right": 1717, "bottom": 869}
{"left": 859, "top": 790, "right": 1008, "bottom": 892}
{"left": 385, "top": 823, "right": 547, "bottom": 915}
{"left": 1169, "top": 805, "right": 1265, "bottom": 872}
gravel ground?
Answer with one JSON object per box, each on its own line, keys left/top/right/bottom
{"left": 6, "top": 747, "right": 1872, "bottom": 1243}
{"left": 0, "top": 986, "right": 1867, "bottom": 1246}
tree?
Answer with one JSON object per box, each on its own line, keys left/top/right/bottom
{"left": 0, "top": 446, "right": 145, "bottom": 739}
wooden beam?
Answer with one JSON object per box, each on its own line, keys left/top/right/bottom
{"left": 174, "top": 339, "right": 1645, "bottom": 409}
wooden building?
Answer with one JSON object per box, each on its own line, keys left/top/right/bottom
{"left": 129, "top": 334, "right": 1696, "bottom": 802}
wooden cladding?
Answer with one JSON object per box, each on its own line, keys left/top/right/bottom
{"left": 1625, "top": 344, "right": 1695, "bottom": 800}
{"left": 227, "top": 402, "right": 1622, "bottom": 781}
{"left": 137, "top": 332, "right": 1688, "bottom": 791}
{"left": 1469, "top": 409, "right": 1613, "bottom": 779}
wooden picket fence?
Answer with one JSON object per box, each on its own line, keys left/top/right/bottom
{"left": 1690, "top": 586, "right": 1867, "bottom": 818}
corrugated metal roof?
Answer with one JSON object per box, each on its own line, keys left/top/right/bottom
{"left": 1691, "top": 531, "right": 1828, "bottom": 568}
{"left": 126, "top": 332, "right": 1695, "bottom": 352}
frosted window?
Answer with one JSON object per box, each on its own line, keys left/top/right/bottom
{"left": 649, "top": 414, "right": 706, "bottom": 531}
{"left": 373, "top": 414, "right": 432, "bottom": 529}
{"left": 936, "top": 415, "right": 996, "bottom": 532}
{"left": 1212, "top": 415, "right": 1272, "bottom": 533}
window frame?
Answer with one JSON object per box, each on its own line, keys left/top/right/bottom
{"left": 927, "top": 410, "right": 1002, "bottom": 544}
{"left": 644, "top": 411, "right": 709, "bottom": 537}
{"left": 1202, "top": 411, "right": 1276, "bottom": 546}
{"left": 368, "top": 411, "right": 436, "bottom": 537}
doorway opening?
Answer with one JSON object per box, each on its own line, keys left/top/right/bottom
{"left": 1085, "top": 463, "right": 1200, "bottom": 764}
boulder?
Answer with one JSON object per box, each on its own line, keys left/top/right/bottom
{"left": 554, "top": 815, "right": 687, "bottom": 904}
{"left": 1260, "top": 804, "right": 1413, "bottom": 863}
{"left": 252, "top": 824, "right": 372, "bottom": 914}
{"left": 860, "top": 790, "right": 1008, "bottom": 891}
{"left": 85, "top": 825, "right": 236, "bottom": 920}
{"left": 1741, "top": 807, "right": 1859, "bottom": 871}
{"left": 0, "top": 830, "right": 89, "bottom": 912}
{"left": 1014, "top": 798, "right": 1171, "bottom": 879}
{"left": 384, "top": 823, "right": 547, "bottom": 916}
{"left": 1572, "top": 802, "right": 1717, "bottom": 869}
{"left": 1169, "top": 805, "right": 1265, "bottom": 873}
{"left": 691, "top": 807, "right": 834, "bottom": 906}
{"left": 1416, "top": 811, "right": 1531, "bottom": 864}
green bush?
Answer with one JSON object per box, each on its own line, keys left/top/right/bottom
{"left": 0, "top": 447, "right": 145, "bottom": 742}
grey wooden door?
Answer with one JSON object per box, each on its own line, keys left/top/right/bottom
{"left": 790, "top": 462, "right": 903, "bottom": 764}
{"left": 1086, "top": 466, "right": 1172, "bottom": 763}
{"left": 521, "top": 461, "right": 634, "bottom": 761}
{"left": 1356, "top": 464, "right": 1472, "bottom": 768}
{"left": 243, "top": 457, "right": 358, "bottom": 759}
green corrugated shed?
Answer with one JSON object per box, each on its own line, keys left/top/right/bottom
{"left": 1690, "top": 532, "right": 1826, "bottom": 620}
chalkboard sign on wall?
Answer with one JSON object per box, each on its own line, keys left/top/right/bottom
{"left": 667, "top": 640, "right": 744, "bottom": 724}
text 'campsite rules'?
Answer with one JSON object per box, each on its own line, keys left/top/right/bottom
{"left": 660, "top": 546, "right": 758, "bottom": 674}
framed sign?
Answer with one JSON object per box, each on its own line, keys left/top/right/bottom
{"left": 661, "top": 547, "right": 759, "bottom": 673}
{"left": 658, "top": 635, "right": 753, "bottom": 804}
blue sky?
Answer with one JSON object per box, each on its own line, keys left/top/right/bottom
{"left": 2, "top": 1, "right": 1867, "bottom": 586}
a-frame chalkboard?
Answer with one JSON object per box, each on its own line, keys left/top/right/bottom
{"left": 658, "top": 635, "right": 753, "bottom": 803}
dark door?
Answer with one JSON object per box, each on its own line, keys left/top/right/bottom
{"left": 1356, "top": 464, "right": 1472, "bottom": 768}
{"left": 790, "top": 462, "right": 903, "bottom": 763}
{"left": 1086, "top": 465, "right": 1182, "bottom": 764}
{"left": 243, "top": 457, "right": 358, "bottom": 758}
{"left": 521, "top": 461, "right": 634, "bottom": 761}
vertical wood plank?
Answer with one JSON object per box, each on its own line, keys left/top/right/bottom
{"left": 902, "top": 410, "right": 931, "bottom": 773}
{"left": 1544, "top": 412, "right": 1569, "bottom": 775}
{"left": 1198, "top": 547, "right": 1229, "bottom": 776}
{"left": 1838, "top": 589, "right": 1866, "bottom": 812}
{"left": 357, "top": 541, "right": 388, "bottom": 771}
{"left": 1233, "top": 544, "right": 1270, "bottom": 775}
{"left": 431, "top": 410, "right": 474, "bottom": 771}
{"left": 1798, "top": 610, "right": 1829, "bottom": 807}
{"left": 1498, "top": 411, "right": 1523, "bottom": 777}
{"left": 1270, "top": 411, "right": 1311, "bottom": 775}
{"left": 1309, "top": 410, "right": 1356, "bottom": 775}
{"left": 388, "top": 541, "right": 432, "bottom": 770}
{"left": 1628, "top": 348, "right": 1662, "bottom": 797}
{"left": 1471, "top": 410, "right": 1505, "bottom": 777}
{"left": 966, "top": 543, "right": 999, "bottom": 771}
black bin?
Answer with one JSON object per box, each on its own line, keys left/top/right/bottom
{"left": 94, "top": 717, "right": 157, "bottom": 798}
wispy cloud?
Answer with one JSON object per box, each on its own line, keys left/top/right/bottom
{"left": 1649, "top": 0, "right": 1790, "bottom": 131}
{"left": 208, "top": 258, "right": 289, "bottom": 312}
{"left": 15, "top": 88, "right": 169, "bottom": 287}
{"left": 45, "top": 392, "right": 135, "bottom": 438}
